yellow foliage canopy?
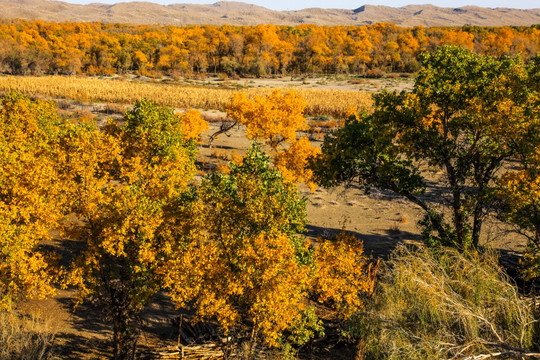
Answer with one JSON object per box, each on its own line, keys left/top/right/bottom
{"left": 274, "top": 137, "right": 321, "bottom": 192}
{"left": 312, "top": 232, "right": 376, "bottom": 319}
{"left": 0, "top": 93, "right": 64, "bottom": 309}
{"left": 226, "top": 90, "right": 307, "bottom": 148}
{"left": 177, "top": 109, "right": 209, "bottom": 142}
{"left": 164, "top": 231, "right": 310, "bottom": 348}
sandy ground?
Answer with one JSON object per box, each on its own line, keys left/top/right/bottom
{"left": 147, "top": 73, "right": 415, "bottom": 94}
{"left": 184, "top": 75, "right": 415, "bottom": 93}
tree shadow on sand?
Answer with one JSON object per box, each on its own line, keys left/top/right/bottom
{"left": 303, "top": 224, "right": 423, "bottom": 258}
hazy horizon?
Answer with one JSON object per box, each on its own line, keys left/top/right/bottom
{"left": 58, "top": 0, "right": 539, "bottom": 10}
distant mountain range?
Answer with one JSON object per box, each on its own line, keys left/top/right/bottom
{"left": 1, "top": 0, "right": 539, "bottom": 27}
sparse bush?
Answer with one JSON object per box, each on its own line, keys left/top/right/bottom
{"left": 388, "top": 222, "right": 401, "bottom": 234}
{"left": 347, "top": 245, "right": 535, "bottom": 359}
{"left": 0, "top": 309, "right": 55, "bottom": 360}
{"left": 364, "top": 68, "right": 384, "bottom": 78}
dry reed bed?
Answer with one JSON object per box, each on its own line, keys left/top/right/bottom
{"left": 356, "top": 245, "right": 536, "bottom": 359}
{"left": 0, "top": 310, "right": 55, "bottom": 360}
{"left": 0, "top": 76, "right": 373, "bottom": 118}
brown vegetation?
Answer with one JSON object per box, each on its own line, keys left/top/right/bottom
{"left": 0, "top": 75, "right": 373, "bottom": 118}
{"left": 350, "top": 245, "right": 538, "bottom": 359}
{"left": 0, "top": 309, "right": 55, "bottom": 360}
{"left": 0, "top": 20, "right": 537, "bottom": 78}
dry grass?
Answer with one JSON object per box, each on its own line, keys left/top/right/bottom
{"left": 210, "top": 149, "right": 231, "bottom": 161}
{"left": 388, "top": 222, "right": 401, "bottom": 234}
{"left": 0, "top": 76, "right": 373, "bottom": 119}
{"left": 0, "top": 309, "right": 56, "bottom": 360}
{"left": 349, "top": 245, "right": 535, "bottom": 360}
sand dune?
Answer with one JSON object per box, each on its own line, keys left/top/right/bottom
{"left": 1, "top": 0, "right": 539, "bottom": 27}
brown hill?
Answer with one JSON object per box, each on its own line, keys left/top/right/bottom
{"left": 1, "top": 0, "right": 539, "bottom": 27}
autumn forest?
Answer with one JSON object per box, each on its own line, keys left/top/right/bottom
{"left": 0, "top": 20, "right": 538, "bottom": 76}
{"left": 0, "top": 14, "right": 540, "bottom": 360}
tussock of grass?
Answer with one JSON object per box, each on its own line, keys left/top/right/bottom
{"left": 0, "top": 309, "right": 56, "bottom": 360}
{"left": 349, "top": 245, "right": 534, "bottom": 360}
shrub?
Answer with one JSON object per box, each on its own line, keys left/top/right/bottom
{"left": 0, "top": 309, "right": 55, "bottom": 360}
{"left": 364, "top": 68, "right": 384, "bottom": 78}
{"left": 347, "top": 245, "right": 534, "bottom": 360}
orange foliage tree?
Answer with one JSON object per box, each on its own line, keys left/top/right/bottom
{"left": 0, "top": 92, "right": 66, "bottom": 309}
{"left": 163, "top": 145, "right": 375, "bottom": 355}
{"left": 222, "top": 90, "right": 321, "bottom": 190}
{"left": 64, "top": 99, "right": 201, "bottom": 360}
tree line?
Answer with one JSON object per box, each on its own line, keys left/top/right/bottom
{"left": 0, "top": 19, "right": 538, "bottom": 77}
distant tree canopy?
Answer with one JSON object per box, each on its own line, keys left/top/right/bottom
{"left": 310, "top": 46, "right": 540, "bottom": 249}
{"left": 0, "top": 20, "right": 538, "bottom": 77}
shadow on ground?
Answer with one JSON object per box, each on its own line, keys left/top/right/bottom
{"left": 303, "top": 224, "right": 423, "bottom": 257}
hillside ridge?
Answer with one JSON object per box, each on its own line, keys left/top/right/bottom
{"left": 1, "top": 0, "right": 539, "bottom": 26}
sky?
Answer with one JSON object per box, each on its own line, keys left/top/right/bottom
{"left": 65, "top": 0, "right": 540, "bottom": 10}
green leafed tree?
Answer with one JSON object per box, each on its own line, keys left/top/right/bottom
{"left": 310, "top": 46, "right": 538, "bottom": 249}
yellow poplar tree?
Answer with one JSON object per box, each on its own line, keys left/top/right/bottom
{"left": 225, "top": 90, "right": 307, "bottom": 148}
{"left": 0, "top": 92, "right": 65, "bottom": 309}
{"left": 163, "top": 145, "right": 320, "bottom": 352}
{"left": 274, "top": 137, "right": 321, "bottom": 192}
{"left": 177, "top": 109, "right": 209, "bottom": 142}
{"left": 163, "top": 145, "right": 375, "bottom": 354}
{"left": 65, "top": 99, "right": 200, "bottom": 360}
{"left": 223, "top": 90, "right": 321, "bottom": 190}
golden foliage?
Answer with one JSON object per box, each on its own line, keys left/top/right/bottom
{"left": 164, "top": 231, "right": 310, "bottom": 348}
{"left": 498, "top": 159, "right": 540, "bottom": 280}
{"left": 223, "top": 90, "right": 321, "bottom": 191}
{"left": 177, "top": 109, "right": 208, "bottom": 142}
{"left": 162, "top": 147, "right": 314, "bottom": 348}
{"left": 312, "top": 232, "right": 374, "bottom": 319}
{"left": 163, "top": 147, "right": 373, "bottom": 350}
{"left": 274, "top": 137, "right": 321, "bottom": 192}
{"left": 0, "top": 92, "right": 374, "bottom": 356}
{"left": 0, "top": 20, "right": 537, "bottom": 77}
{"left": 66, "top": 99, "right": 197, "bottom": 296}
{"left": 62, "top": 99, "right": 198, "bottom": 358}
{"left": 0, "top": 92, "right": 63, "bottom": 309}
{"left": 226, "top": 90, "right": 307, "bottom": 147}
{"left": 499, "top": 168, "right": 540, "bottom": 214}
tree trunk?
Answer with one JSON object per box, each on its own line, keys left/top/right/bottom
{"left": 452, "top": 188, "right": 466, "bottom": 247}
{"left": 112, "top": 315, "right": 138, "bottom": 360}
{"left": 472, "top": 198, "right": 484, "bottom": 248}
